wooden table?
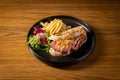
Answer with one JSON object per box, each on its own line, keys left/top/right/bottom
{"left": 0, "top": 0, "right": 120, "bottom": 80}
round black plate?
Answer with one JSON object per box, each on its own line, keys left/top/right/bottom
{"left": 27, "top": 15, "right": 96, "bottom": 67}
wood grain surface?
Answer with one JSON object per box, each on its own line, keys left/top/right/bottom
{"left": 0, "top": 0, "right": 120, "bottom": 80}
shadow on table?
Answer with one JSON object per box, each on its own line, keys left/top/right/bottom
{"left": 61, "top": 27, "right": 105, "bottom": 70}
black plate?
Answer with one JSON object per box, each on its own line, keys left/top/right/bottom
{"left": 27, "top": 15, "right": 96, "bottom": 67}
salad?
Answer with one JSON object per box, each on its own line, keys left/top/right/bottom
{"left": 28, "top": 26, "right": 50, "bottom": 52}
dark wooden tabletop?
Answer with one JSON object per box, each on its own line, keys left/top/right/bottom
{"left": 0, "top": 0, "right": 120, "bottom": 80}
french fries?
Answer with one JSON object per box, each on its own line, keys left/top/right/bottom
{"left": 40, "top": 19, "right": 71, "bottom": 35}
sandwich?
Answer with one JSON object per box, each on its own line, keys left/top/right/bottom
{"left": 48, "top": 26, "right": 87, "bottom": 56}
